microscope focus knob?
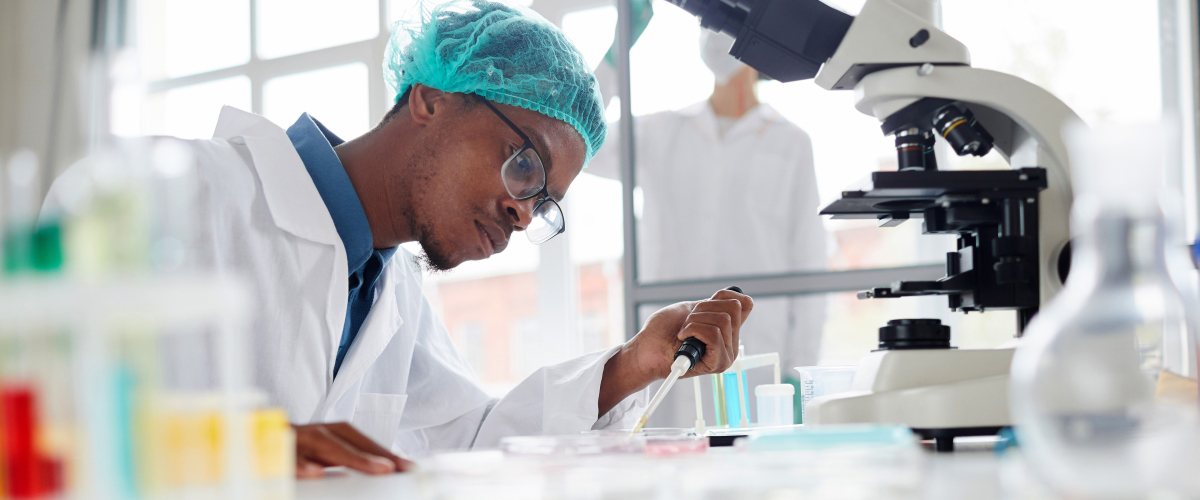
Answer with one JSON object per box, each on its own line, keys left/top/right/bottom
{"left": 878, "top": 319, "right": 952, "bottom": 350}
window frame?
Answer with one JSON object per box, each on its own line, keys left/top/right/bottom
{"left": 145, "top": 0, "right": 393, "bottom": 127}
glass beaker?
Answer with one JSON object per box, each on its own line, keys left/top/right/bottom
{"left": 1011, "top": 123, "right": 1200, "bottom": 496}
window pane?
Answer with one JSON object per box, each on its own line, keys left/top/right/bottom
{"left": 628, "top": 5, "right": 713, "bottom": 116}
{"left": 428, "top": 259, "right": 627, "bottom": 398}
{"left": 138, "top": 0, "right": 251, "bottom": 79}
{"left": 419, "top": 226, "right": 627, "bottom": 397}
{"left": 386, "top": 0, "right": 533, "bottom": 25}
{"left": 263, "top": 63, "right": 370, "bottom": 140}
{"left": 423, "top": 237, "right": 540, "bottom": 396}
{"left": 561, "top": 6, "right": 618, "bottom": 71}
{"left": 145, "top": 76, "right": 251, "bottom": 140}
{"left": 567, "top": 175, "right": 623, "bottom": 265}
{"left": 566, "top": 176, "right": 626, "bottom": 360}
{"left": 942, "top": 0, "right": 1160, "bottom": 127}
{"left": 257, "top": 0, "right": 379, "bottom": 59}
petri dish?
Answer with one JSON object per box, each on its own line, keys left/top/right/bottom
{"left": 499, "top": 434, "right": 644, "bottom": 456}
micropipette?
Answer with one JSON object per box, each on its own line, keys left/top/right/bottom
{"left": 630, "top": 286, "right": 742, "bottom": 435}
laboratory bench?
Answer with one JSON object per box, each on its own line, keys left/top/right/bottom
{"left": 295, "top": 437, "right": 1057, "bottom": 499}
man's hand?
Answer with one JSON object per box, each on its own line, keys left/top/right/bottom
{"left": 598, "top": 288, "right": 753, "bottom": 415}
{"left": 293, "top": 422, "right": 413, "bottom": 479}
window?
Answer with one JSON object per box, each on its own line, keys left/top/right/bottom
{"left": 453, "top": 323, "right": 487, "bottom": 379}
{"left": 139, "top": 0, "right": 392, "bottom": 140}
{"left": 255, "top": 0, "right": 380, "bottom": 60}
{"left": 508, "top": 318, "right": 540, "bottom": 382}
{"left": 262, "top": 63, "right": 371, "bottom": 139}
{"left": 146, "top": 76, "right": 251, "bottom": 140}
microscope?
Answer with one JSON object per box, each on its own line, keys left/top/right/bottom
{"left": 663, "top": 0, "right": 1081, "bottom": 450}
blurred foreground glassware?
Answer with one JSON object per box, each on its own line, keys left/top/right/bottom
{"left": 1011, "top": 122, "right": 1200, "bottom": 497}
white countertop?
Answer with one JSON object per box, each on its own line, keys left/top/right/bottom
{"left": 296, "top": 470, "right": 418, "bottom": 500}
{"left": 295, "top": 438, "right": 1057, "bottom": 499}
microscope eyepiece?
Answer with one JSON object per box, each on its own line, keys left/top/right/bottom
{"left": 663, "top": 0, "right": 853, "bottom": 82}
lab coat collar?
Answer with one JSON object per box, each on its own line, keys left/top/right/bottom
{"left": 680, "top": 100, "right": 781, "bottom": 141}
{"left": 212, "top": 106, "right": 349, "bottom": 398}
{"left": 212, "top": 106, "right": 341, "bottom": 247}
{"left": 286, "top": 113, "right": 375, "bottom": 273}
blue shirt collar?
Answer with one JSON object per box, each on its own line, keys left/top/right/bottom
{"left": 285, "top": 113, "right": 383, "bottom": 272}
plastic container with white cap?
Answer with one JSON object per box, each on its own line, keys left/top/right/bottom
{"left": 754, "top": 384, "right": 794, "bottom": 427}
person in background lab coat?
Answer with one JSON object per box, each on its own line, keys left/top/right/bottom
{"left": 589, "top": 30, "right": 828, "bottom": 425}
{"left": 44, "top": 1, "right": 753, "bottom": 477}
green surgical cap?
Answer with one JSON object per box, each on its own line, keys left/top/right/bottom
{"left": 385, "top": 0, "right": 607, "bottom": 162}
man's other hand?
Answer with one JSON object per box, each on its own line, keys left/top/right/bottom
{"left": 293, "top": 422, "right": 412, "bottom": 478}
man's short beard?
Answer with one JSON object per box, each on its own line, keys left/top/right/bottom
{"left": 402, "top": 138, "right": 458, "bottom": 275}
{"left": 411, "top": 221, "right": 456, "bottom": 274}
{"left": 413, "top": 248, "right": 454, "bottom": 274}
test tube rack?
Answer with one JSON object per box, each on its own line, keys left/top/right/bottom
{"left": 693, "top": 351, "right": 781, "bottom": 434}
{"left": 0, "top": 273, "right": 293, "bottom": 500}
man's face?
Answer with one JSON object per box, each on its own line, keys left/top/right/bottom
{"left": 400, "top": 94, "right": 586, "bottom": 271}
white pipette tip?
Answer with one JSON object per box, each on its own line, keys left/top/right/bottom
{"left": 630, "top": 356, "right": 691, "bottom": 436}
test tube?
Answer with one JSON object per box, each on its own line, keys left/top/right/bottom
{"left": 722, "top": 371, "right": 742, "bottom": 427}
{"left": 736, "top": 369, "right": 750, "bottom": 428}
{"left": 735, "top": 345, "right": 749, "bottom": 428}
{"left": 711, "top": 374, "right": 726, "bottom": 427}
{"left": 5, "top": 150, "right": 38, "bottom": 274}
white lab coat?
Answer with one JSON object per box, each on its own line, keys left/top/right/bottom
{"left": 44, "top": 106, "right": 645, "bottom": 457}
{"left": 587, "top": 101, "right": 828, "bottom": 425}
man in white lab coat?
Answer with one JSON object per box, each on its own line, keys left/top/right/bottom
{"left": 45, "top": 1, "right": 752, "bottom": 477}
{"left": 589, "top": 30, "right": 828, "bottom": 426}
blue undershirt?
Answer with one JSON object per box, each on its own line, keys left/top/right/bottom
{"left": 286, "top": 113, "right": 397, "bottom": 379}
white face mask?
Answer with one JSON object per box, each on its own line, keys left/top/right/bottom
{"left": 699, "top": 31, "right": 747, "bottom": 86}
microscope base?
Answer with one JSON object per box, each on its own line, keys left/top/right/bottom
{"left": 912, "top": 426, "right": 1005, "bottom": 452}
{"left": 804, "top": 348, "right": 1014, "bottom": 450}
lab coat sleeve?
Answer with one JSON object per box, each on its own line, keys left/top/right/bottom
{"left": 470, "top": 346, "right": 648, "bottom": 448}
{"left": 396, "top": 346, "right": 647, "bottom": 456}
{"left": 393, "top": 255, "right": 646, "bottom": 455}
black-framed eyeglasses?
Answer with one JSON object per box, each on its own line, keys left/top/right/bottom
{"left": 481, "top": 99, "right": 565, "bottom": 244}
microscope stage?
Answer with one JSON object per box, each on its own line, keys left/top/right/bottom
{"left": 821, "top": 168, "right": 1047, "bottom": 219}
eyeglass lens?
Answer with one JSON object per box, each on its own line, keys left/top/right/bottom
{"left": 526, "top": 198, "right": 564, "bottom": 244}
{"left": 502, "top": 146, "right": 546, "bottom": 200}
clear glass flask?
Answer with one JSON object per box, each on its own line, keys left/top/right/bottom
{"left": 1011, "top": 124, "right": 1200, "bottom": 497}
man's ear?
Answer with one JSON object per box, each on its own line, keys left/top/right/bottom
{"left": 408, "top": 84, "right": 448, "bottom": 125}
